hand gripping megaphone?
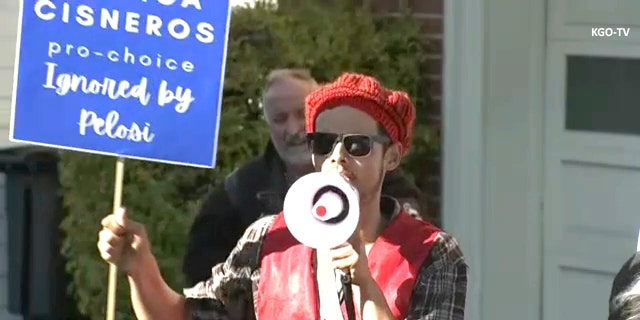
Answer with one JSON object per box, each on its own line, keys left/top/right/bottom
{"left": 283, "top": 172, "right": 360, "bottom": 250}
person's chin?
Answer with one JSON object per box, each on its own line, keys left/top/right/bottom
{"left": 283, "top": 151, "right": 312, "bottom": 166}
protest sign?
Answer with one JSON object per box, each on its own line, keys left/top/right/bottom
{"left": 10, "top": 0, "right": 232, "bottom": 168}
{"left": 11, "top": 1, "right": 232, "bottom": 318}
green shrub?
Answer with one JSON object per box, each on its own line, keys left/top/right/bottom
{"left": 59, "top": 1, "right": 434, "bottom": 319}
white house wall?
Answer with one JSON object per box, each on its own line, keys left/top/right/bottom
{"left": 0, "top": 0, "right": 21, "bottom": 319}
{"left": 481, "top": 0, "right": 547, "bottom": 317}
{"left": 0, "top": 0, "right": 18, "bottom": 150}
{"left": 443, "top": 0, "right": 546, "bottom": 319}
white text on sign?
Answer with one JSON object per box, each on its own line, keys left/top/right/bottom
{"left": 79, "top": 109, "right": 155, "bottom": 143}
{"left": 43, "top": 62, "right": 195, "bottom": 113}
{"left": 47, "top": 42, "right": 195, "bottom": 73}
{"left": 34, "top": 0, "right": 214, "bottom": 44}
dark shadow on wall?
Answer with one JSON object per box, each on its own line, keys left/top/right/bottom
{"left": 2, "top": 146, "right": 87, "bottom": 320}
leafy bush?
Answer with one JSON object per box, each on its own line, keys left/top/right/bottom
{"left": 59, "top": 1, "right": 434, "bottom": 319}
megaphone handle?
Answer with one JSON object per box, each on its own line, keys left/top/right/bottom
{"left": 340, "top": 271, "right": 357, "bottom": 320}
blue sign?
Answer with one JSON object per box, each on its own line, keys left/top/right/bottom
{"left": 10, "top": 0, "right": 231, "bottom": 168}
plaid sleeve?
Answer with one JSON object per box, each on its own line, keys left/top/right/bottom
{"left": 406, "top": 231, "right": 468, "bottom": 320}
{"left": 182, "top": 215, "right": 276, "bottom": 319}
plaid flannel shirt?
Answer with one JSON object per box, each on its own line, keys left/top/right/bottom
{"left": 183, "top": 197, "right": 468, "bottom": 320}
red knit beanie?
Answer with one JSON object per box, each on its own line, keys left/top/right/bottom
{"left": 305, "top": 73, "right": 416, "bottom": 154}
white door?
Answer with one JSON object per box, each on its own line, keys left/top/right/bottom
{"left": 544, "top": 42, "right": 640, "bottom": 320}
{"left": 544, "top": 1, "right": 640, "bottom": 319}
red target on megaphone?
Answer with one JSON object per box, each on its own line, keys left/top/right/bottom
{"left": 283, "top": 172, "right": 360, "bottom": 250}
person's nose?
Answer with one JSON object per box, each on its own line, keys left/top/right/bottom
{"left": 328, "top": 141, "right": 348, "bottom": 165}
{"left": 285, "top": 117, "right": 305, "bottom": 137}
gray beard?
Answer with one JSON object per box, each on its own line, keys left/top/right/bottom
{"left": 277, "top": 146, "right": 311, "bottom": 167}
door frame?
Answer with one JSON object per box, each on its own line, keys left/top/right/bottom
{"left": 442, "top": 0, "right": 485, "bottom": 318}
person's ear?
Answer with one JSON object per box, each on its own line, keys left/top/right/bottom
{"left": 383, "top": 142, "right": 402, "bottom": 172}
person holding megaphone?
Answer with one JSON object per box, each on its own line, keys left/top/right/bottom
{"left": 97, "top": 73, "right": 468, "bottom": 320}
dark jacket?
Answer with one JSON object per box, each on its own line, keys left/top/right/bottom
{"left": 183, "top": 141, "right": 424, "bottom": 287}
{"left": 609, "top": 252, "right": 640, "bottom": 319}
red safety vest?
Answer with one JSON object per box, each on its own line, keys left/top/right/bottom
{"left": 255, "top": 210, "right": 440, "bottom": 319}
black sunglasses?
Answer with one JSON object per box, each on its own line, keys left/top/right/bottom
{"left": 306, "top": 132, "right": 390, "bottom": 157}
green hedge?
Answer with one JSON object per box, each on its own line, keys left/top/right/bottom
{"left": 59, "top": 2, "right": 434, "bottom": 319}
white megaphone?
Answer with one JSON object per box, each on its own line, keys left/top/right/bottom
{"left": 283, "top": 171, "right": 360, "bottom": 250}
